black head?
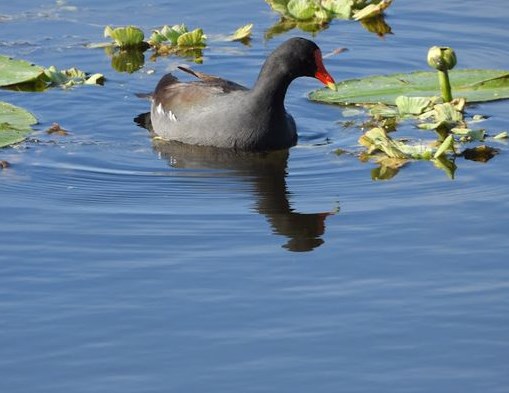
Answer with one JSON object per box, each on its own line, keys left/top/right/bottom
{"left": 260, "top": 37, "right": 336, "bottom": 89}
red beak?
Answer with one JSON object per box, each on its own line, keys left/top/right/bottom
{"left": 314, "top": 49, "right": 336, "bottom": 90}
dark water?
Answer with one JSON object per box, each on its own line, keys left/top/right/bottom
{"left": 1, "top": 1, "right": 509, "bottom": 392}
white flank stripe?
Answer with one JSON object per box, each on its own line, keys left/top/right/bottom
{"left": 155, "top": 103, "right": 177, "bottom": 122}
{"left": 167, "top": 110, "right": 177, "bottom": 122}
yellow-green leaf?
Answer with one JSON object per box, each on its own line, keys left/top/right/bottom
{"left": 287, "top": 0, "right": 316, "bottom": 20}
{"left": 176, "top": 28, "right": 207, "bottom": 47}
{"left": 104, "top": 25, "right": 145, "bottom": 48}
{"left": 227, "top": 23, "right": 253, "bottom": 41}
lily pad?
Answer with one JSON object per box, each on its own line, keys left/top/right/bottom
{"left": 0, "top": 55, "right": 44, "bottom": 87}
{"left": 309, "top": 69, "right": 509, "bottom": 105}
{"left": 42, "top": 66, "right": 104, "bottom": 88}
{"left": 287, "top": 0, "right": 317, "bottom": 20}
{"left": 104, "top": 25, "right": 145, "bottom": 48}
{"left": 353, "top": 0, "right": 392, "bottom": 20}
{"left": 395, "top": 96, "right": 433, "bottom": 115}
{"left": 321, "top": 0, "right": 353, "bottom": 19}
{"left": 493, "top": 131, "right": 508, "bottom": 140}
{"left": 177, "top": 28, "right": 207, "bottom": 47}
{"left": 265, "top": 0, "right": 393, "bottom": 37}
{"left": 226, "top": 23, "right": 253, "bottom": 41}
{"left": 149, "top": 24, "right": 188, "bottom": 46}
{"left": 0, "top": 101, "right": 37, "bottom": 148}
{"left": 359, "top": 127, "right": 435, "bottom": 160}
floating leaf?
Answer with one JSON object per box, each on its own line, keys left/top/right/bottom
{"left": 42, "top": 66, "right": 104, "bottom": 88}
{"left": 176, "top": 28, "right": 207, "bottom": 47}
{"left": 321, "top": 0, "right": 353, "bottom": 19}
{"left": 149, "top": 24, "right": 188, "bottom": 46}
{"left": 353, "top": 0, "right": 392, "bottom": 20}
{"left": 309, "top": 69, "right": 509, "bottom": 106}
{"left": 227, "top": 23, "right": 253, "bottom": 41}
{"left": 472, "top": 114, "right": 488, "bottom": 122}
{"left": 104, "top": 25, "right": 145, "bottom": 48}
{"left": 0, "top": 56, "right": 44, "bottom": 87}
{"left": 417, "top": 102, "right": 465, "bottom": 139}
{"left": 396, "top": 96, "right": 433, "bottom": 115}
{"left": 265, "top": 0, "right": 291, "bottom": 16}
{"left": 0, "top": 101, "right": 37, "bottom": 148}
{"left": 287, "top": 0, "right": 317, "bottom": 20}
{"left": 359, "top": 127, "right": 435, "bottom": 160}
{"left": 451, "top": 127, "right": 485, "bottom": 142}
{"left": 433, "top": 134, "right": 454, "bottom": 158}
{"left": 493, "top": 131, "right": 508, "bottom": 139}
{"left": 265, "top": 0, "right": 393, "bottom": 37}
{"left": 149, "top": 25, "right": 206, "bottom": 49}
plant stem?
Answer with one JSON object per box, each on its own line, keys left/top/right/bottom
{"left": 438, "top": 69, "right": 453, "bottom": 102}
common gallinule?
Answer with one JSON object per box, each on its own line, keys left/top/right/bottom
{"left": 150, "top": 37, "right": 336, "bottom": 151}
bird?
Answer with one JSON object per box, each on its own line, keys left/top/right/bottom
{"left": 149, "top": 37, "right": 336, "bottom": 151}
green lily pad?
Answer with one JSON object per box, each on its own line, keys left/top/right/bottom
{"left": 149, "top": 24, "right": 188, "bottom": 46}
{"left": 42, "top": 66, "right": 104, "bottom": 88}
{"left": 149, "top": 24, "right": 206, "bottom": 49}
{"left": 321, "top": 0, "right": 353, "bottom": 19}
{"left": 359, "top": 127, "right": 435, "bottom": 160}
{"left": 176, "top": 28, "right": 207, "bottom": 47}
{"left": 0, "top": 101, "right": 37, "bottom": 148}
{"left": 309, "top": 69, "right": 509, "bottom": 105}
{"left": 265, "top": 0, "right": 392, "bottom": 37}
{"left": 287, "top": 0, "right": 317, "bottom": 20}
{"left": 434, "top": 134, "right": 454, "bottom": 158}
{"left": 0, "top": 55, "right": 44, "bottom": 87}
{"left": 395, "top": 96, "right": 433, "bottom": 115}
{"left": 1, "top": 55, "right": 104, "bottom": 90}
{"left": 104, "top": 25, "right": 145, "bottom": 48}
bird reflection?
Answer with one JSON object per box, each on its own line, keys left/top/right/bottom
{"left": 135, "top": 112, "right": 336, "bottom": 252}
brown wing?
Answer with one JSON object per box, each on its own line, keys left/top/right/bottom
{"left": 177, "top": 66, "right": 248, "bottom": 93}
{"left": 152, "top": 68, "right": 248, "bottom": 116}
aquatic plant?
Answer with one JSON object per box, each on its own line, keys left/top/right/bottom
{"left": 427, "top": 46, "right": 457, "bottom": 102}
{"left": 264, "top": 0, "right": 393, "bottom": 38}
{"left": 104, "top": 25, "right": 146, "bottom": 49}
{"left": 0, "top": 56, "right": 103, "bottom": 148}
{"left": 0, "top": 101, "right": 37, "bottom": 148}
{"left": 312, "top": 46, "right": 507, "bottom": 179}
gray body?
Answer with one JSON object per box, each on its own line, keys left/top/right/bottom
{"left": 151, "top": 87, "right": 296, "bottom": 151}
{"left": 149, "top": 38, "right": 327, "bottom": 151}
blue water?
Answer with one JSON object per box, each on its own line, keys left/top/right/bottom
{"left": 1, "top": 1, "right": 509, "bottom": 392}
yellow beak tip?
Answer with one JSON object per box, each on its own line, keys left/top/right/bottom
{"left": 327, "top": 82, "right": 337, "bottom": 91}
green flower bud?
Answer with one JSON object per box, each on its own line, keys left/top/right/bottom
{"left": 427, "top": 46, "right": 457, "bottom": 71}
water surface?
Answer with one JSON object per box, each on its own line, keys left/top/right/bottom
{"left": 1, "top": 1, "right": 509, "bottom": 392}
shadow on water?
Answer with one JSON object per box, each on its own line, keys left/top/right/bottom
{"left": 135, "top": 112, "right": 337, "bottom": 252}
